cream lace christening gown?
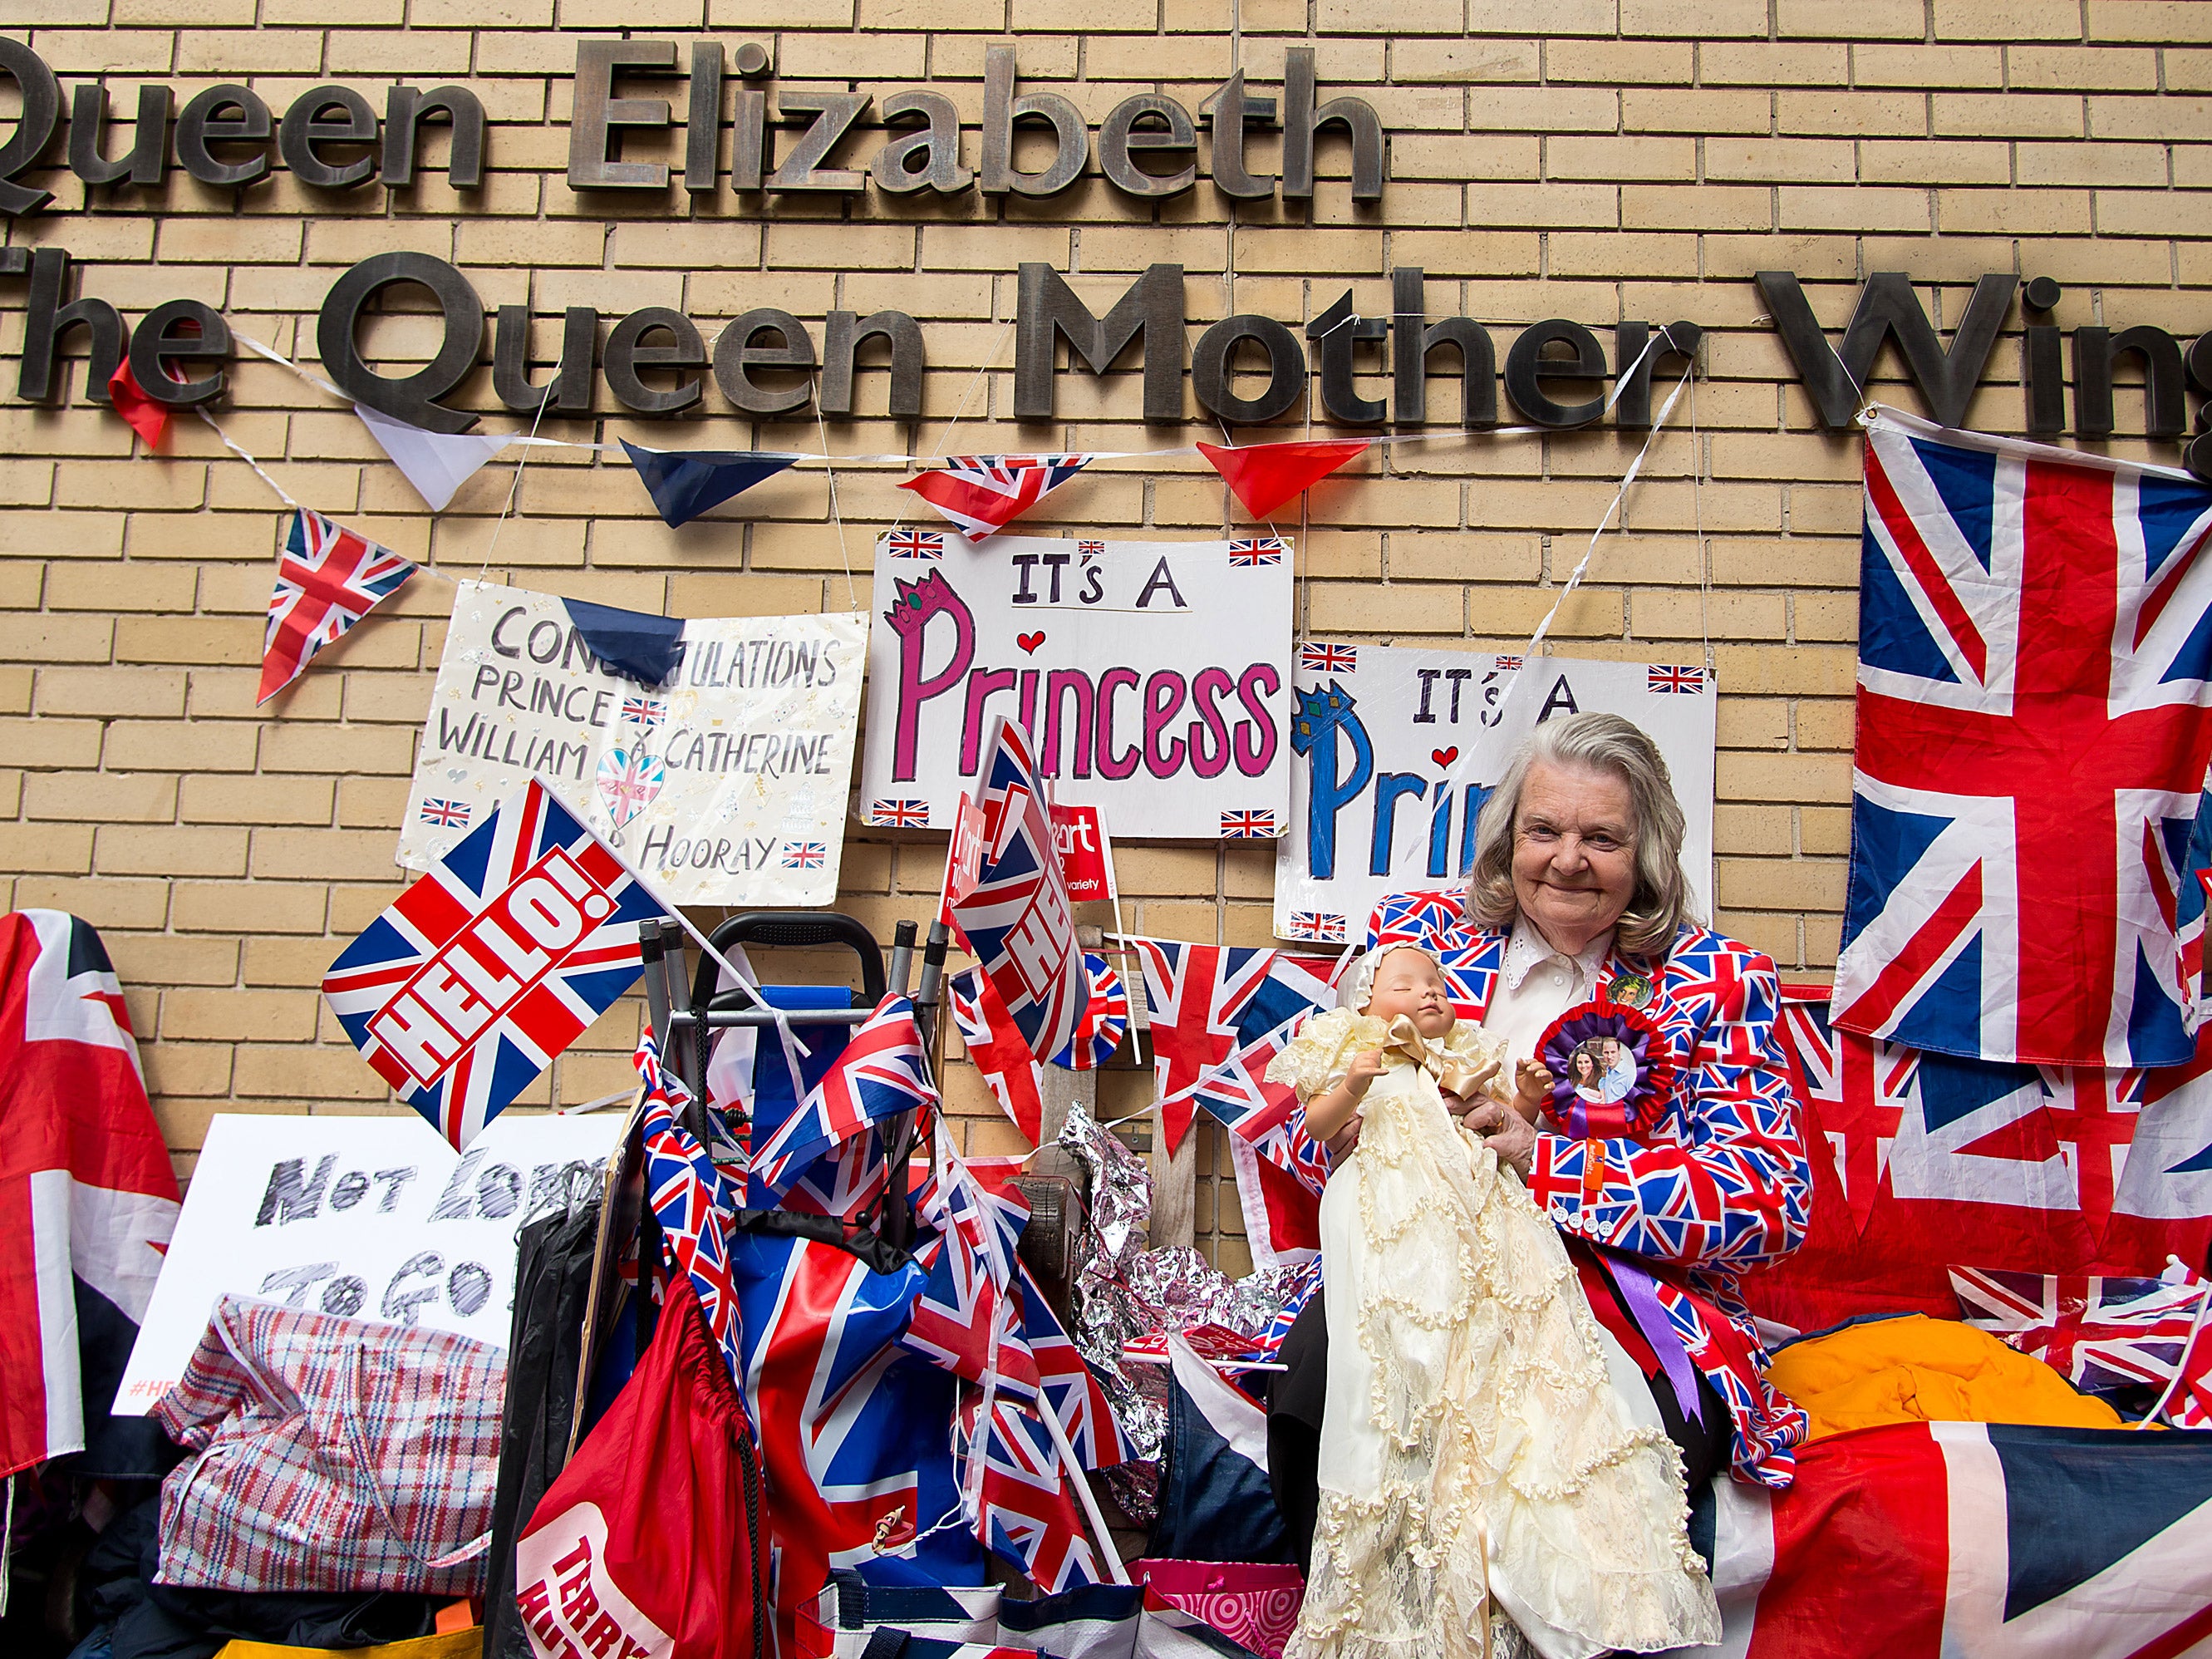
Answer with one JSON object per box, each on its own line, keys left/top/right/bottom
{"left": 1266, "top": 1009, "right": 1721, "bottom": 1659}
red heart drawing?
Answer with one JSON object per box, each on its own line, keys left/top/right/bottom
{"left": 1431, "top": 746, "right": 1458, "bottom": 768}
{"left": 1017, "top": 631, "right": 1046, "bottom": 654}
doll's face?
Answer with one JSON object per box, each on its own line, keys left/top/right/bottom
{"left": 1361, "top": 948, "right": 1455, "bottom": 1038}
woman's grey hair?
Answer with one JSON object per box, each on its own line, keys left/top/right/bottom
{"left": 1463, "top": 711, "right": 1693, "bottom": 957}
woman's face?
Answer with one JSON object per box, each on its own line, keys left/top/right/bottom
{"left": 1570, "top": 1049, "right": 1597, "bottom": 1083}
{"left": 1512, "top": 759, "right": 1639, "bottom": 950}
{"left": 1362, "top": 948, "right": 1455, "bottom": 1038}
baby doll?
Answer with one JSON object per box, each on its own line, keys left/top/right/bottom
{"left": 1268, "top": 946, "right": 1719, "bottom": 1659}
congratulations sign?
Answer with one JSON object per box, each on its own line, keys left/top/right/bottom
{"left": 401, "top": 581, "right": 865, "bottom": 905}
{"left": 1272, "top": 646, "right": 1716, "bottom": 943}
{"left": 858, "top": 532, "right": 1292, "bottom": 840}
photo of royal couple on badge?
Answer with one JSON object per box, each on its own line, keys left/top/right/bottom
{"left": 1566, "top": 1034, "right": 1636, "bottom": 1105}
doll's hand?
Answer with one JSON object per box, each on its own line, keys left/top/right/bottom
{"left": 1512, "top": 1058, "right": 1553, "bottom": 1124}
{"left": 1344, "top": 1049, "right": 1388, "bottom": 1100}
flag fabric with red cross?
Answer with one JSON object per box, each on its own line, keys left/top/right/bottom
{"left": 946, "top": 719, "right": 1087, "bottom": 1070}
{"left": 1743, "top": 984, "right": 2212, "bottom": 1337}
{"left": 886, "top": 527, "right": 946, "bottom": 559}
{"left": 635, "top": 1030, "right": 749, "bottom": 1383}
{"left": 322, "top": 779, "right": 666, "bottom": 1149}
{"left": 257, "top": 508, "right": 418, "bottom": 705}
{"left": 750, "top": 994, "right": 937, "bottom": 1199}
{"left": 1949, "top": 1263, "right": 2211, "bottom": 1395}
{"left": 1646, "top": 663, "right": 1707, "bottom": 693}
{"left": 1300, "top": 642, "right": 1359, "bottom": 673}
{"left": 898, "top": 455, "right": 1095, "bottom": 543}
{"left": 1832, "top": 409, "right": 2212, "bottom": 1069}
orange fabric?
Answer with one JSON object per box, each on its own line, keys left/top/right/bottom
{"left": 1767, "top": 1313, "right": 2126, "bottom": 1440}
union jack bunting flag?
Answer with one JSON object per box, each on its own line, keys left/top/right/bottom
{"left": 947, "top": 719, "right": 1087, "bottom": 1069}
{"left": 1128, "top": 940, "right": 1335, "bottom": 1151}
{"left": 958, "top": 1391, "right": 1103, "bottom": 1593}
{"left": 1749, "top": 984, "right": 2212, "bottom": 1337}
{"left": 1219, "top": 810, "right": 1277, "bottom": 839}
{"left": 256, "top": 507, "right": 417, "bottom": 705}
{"left": 1051, "top": 953, "right": 1127, "bottom": 1072}
{"left": 871, "top": 799, "right": 932, "bottom": 828}
{"left": 1227, "top": 537, "right": 1285, "bottom": 566}
{"left": 1646, "top": 663, "right": 1706, "bottom": 693}
{"left": 418, "top": 798, "right": 469, "bottom": 828}
{"left": 1832, "top": 410, "right": 2212, "bottom": 1069}
{"left": 751, "top": 994, "right": 937, "bottom": 1199}
{"left": 619, "top": 696, "right": 666, "bottom": 726}
{"left": 1285, "top": 910, "right": 1347, "bottom": 942}
{"left": 782, "top": 841, "right": 828, "bottom": 870}
{"left": 635, "top": 1031, "right": 747, "bottom": 1383}
{"left": 322, "top": 780, "right": 663, "bottom": 1149}
{"left": 1300, "top": 642, "right": 1358, "bottom": 673}
{"left": 1949, "top": 1263, "right": 2211, "bottom": 1394}
{"left": 897, "top": 455, "right": 1096, "bottom": 543}
{"left": 885, "top": 527, "right": 946, "bottom": 559}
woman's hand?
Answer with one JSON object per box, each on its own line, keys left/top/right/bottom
{"left": 1325, "top": 1113, "right": 1364, "bottom": 1161}
{"left": 1459, "top": 1095, "right": 1537, "bottom": 1177}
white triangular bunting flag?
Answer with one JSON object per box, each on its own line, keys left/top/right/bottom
{"left": 355, "top": 403, "right": 514, "bottom": 512}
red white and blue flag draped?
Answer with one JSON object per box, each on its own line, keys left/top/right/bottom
{"left": 750, "top": 994, "right": 936, "bottom": 1199}
{"left": 1948, "top": 1263, "right": 2210, "bottom": 1396}
{"left": 1685, "top": 1420, "right": 2212, "bottom": 1659}
{"left": 634, "top": 1031, "right": 749, "bottom": 1384}
{"left": 1126, "top": 938, "right": 1336, "bottom": 1152}
{"left": 0, "top": 910, "right": 181, "bottom": 1479}
{"left": 898, "top": 455, "right": 1095, "bottom": 543}
{"left": 322, "top": 779, "right": 664, "bottom": 1149}
{"left": 1832, "top": 409, "right": 2212, "bottom": 1069}
{"left": 947, "top": 719, "right": 1087, "bottom": 1071}
{"left": 1748, "top": 986, "right": 2212, "bottom": 1336}
{"left": 257, "top": 507, "right": 417, "bottom": 705}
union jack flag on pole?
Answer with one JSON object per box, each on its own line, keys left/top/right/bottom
{"left": 750, "top": 993, "right": 938, "bottom": 1198}
{"left": 322, "top": 779, "right": 664, "bottom": 1149}
{"left": 947, "top": 719, "right": 1087, "bottom": 1069}
{"left": 1832, "top": 409, "right": 2212, "bottom": 1069}
{"left": 257, "top": 508, "right": 417, "bottom": 705}
{"left": 898, "top": 455, "right": 1096, "bottom": 544}
{"left": 636, "top": 1031, "right": 748, "bottom": 1382}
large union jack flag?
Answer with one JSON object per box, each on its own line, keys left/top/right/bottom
{"left": 947, "top": 719, "right": 1086, "bottom": 1070}
{"left": 1747, "top": 984, "right": 2212, "bottom": 1337}
{"left": 1949, "top": 1263, "right": 2210, "bottom": 1395}
{"left": 1126, "top": 940, "right": 1335, "bottom": 1153}
{"left": 750, "top": 994, "right": 936, "bottom": 1199}
{"left": 257, "top": 507, "right": 417, "bottom": 705}
{"left": 898, "top": 455, "right": 1095, "bottom": 543}
{"left": 322, "top": 780, "right": 663, "bottom": 1149}
{"left": 1832, "top": 410, "right": 2212, "bottom": 1069}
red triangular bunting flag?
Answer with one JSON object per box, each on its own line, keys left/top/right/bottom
{"left": 1197, "top": 437, "right": 1371, "bottom": 519}
{"left": 108, "top": 357, "right": 169, "bottom": 449}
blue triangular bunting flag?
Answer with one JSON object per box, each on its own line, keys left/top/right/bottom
{"left": 620, "top": 439, "right": 799, "bottom": 528}
{"left": 562, "top": 595, "right": 686, "bottom": 689}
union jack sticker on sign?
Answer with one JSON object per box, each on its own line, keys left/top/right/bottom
{"left": 1300, "top": 642, "right": 1358, "bottom": 673}
{"left": 1228, "top": 537, "right": 1286, "bottom": 566}
{"left": 620, "top": 696, "right": 666, "bottom": 726}
{"left": 1221, "top": 810, "right": 1278, "bottom": 839}
{"left": 886, "top": 528, "right": 945, "bottom": 560}
{"left": 419, "top": 798, "right": 470, "bottom": 828}
{"left": 1286, "top": 910, "right": 1347, "bottom": 942}
{"left": 1077, "top": 540, "right": 1106, "bottom": 557}
{"left": 322, "top": 779, "right": 664, "bottom": 1150}
{"left": 782, "top": 841, "right": 828, "bottom": 869}
{"left": 1647, "top": 664, "right": 1707, "bottom": 694}
{"left": 870, "top": 799, "right": 932, "bottom": 828}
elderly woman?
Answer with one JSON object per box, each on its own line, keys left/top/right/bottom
{"left": 1268, "top": 711, "right": 1814, "bottom": 1575}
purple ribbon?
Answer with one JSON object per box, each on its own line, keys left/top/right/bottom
{"left": 1609, "top": 1256, "right": 1702, "bottom": 1426}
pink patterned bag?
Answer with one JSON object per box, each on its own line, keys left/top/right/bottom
{"left": 1133, "top": 1559, "right": 1305, "bottom": 1659}
{"left": 151, "top": 1293, "right": 504, "bottom": 1597}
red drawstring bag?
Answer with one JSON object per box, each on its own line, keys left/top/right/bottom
{"left": 513, "top": 1276, "right": 767, "bottom": 1659}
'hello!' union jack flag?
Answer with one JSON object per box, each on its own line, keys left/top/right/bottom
{"left": 322, "top": 780, "right": 664, "bottom": 1149}
{"left": 1832, "top": 410, "right": 2212, "bottom": 1070}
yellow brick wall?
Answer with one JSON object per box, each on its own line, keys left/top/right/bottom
{"left": 2, "top": 0, "right": 2207, "bottom": 1270}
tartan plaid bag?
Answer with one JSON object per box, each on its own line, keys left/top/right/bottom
{"left": 151, "top": 1292, "right": 506, "bottom": 1597}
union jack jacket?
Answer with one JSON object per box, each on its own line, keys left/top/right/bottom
{"left": 1366, "top": 889, "right": 1816, "bottom": 1488}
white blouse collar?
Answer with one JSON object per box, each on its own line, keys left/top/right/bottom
{"left": 1500, "top": 917, "right": 1613, "bottom": 994}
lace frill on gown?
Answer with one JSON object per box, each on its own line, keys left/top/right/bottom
{"left": 1266, "top": 1007, "right": 1721, "bottom": 1659}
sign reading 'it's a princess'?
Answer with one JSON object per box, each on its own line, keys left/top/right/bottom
{"left": 858, "top": 532, "right": 1293, "bottom": 841}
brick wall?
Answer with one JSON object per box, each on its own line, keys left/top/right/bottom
{"left": 2, "top": 0, "right": 2206, "bottom": 1268}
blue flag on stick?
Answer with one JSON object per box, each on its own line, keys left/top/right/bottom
{"left": 621, "top": 440, "right": 799, "bottom": 528}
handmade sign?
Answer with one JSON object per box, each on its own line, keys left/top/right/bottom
{"left": 401, "top": 581, "right": 866, "bottom": 905}
{"left": 326, "top": 779, "right": 662, "bottom": 1149}
{"left": 114, "top": 1111, "right": 623, "bottom": 1415}
{"left": 1271, "top": 646, "right": 1716, "bottom": 942}
{"left": 859, "top": 534, "right": 1292, "bottom": 839}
